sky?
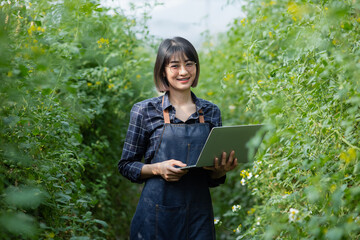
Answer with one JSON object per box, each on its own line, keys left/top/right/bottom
{"left": 102, "top": 0, "right": 245, "bottom": 48}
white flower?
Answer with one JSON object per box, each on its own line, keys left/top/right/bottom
{"left": 241, "top": 178, "right": 246, "bottom": 186}
{"left": 256, "top": 217, "right": 261, "bottom": 225}
{"left": 289, "top": 208, "right": 300, "bottom": 222}
{"left": 232, "top": 205, "right": 242, "bottom": 212}
{"left": 214, "top": 218, "right": 220, "bottom": 225}
{"left": 229, "top": 105, "right": 236, "bottom": 110}
{"left": 255, "top": 174, "right": 259, "bottom": 178}
{"left": 247, "top": 172, "right": 253, "bottom": 179}
{"left": 234, "top": 224, "right": 242, "bottom": 233}
{"left": 290, "top": 208, "right": 299, "bottom": 215}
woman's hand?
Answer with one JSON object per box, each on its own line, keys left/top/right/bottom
{"left": 141, "top": 160, "right": 188, "bottom": 181}
{"left": 203, "top": 150, "right": 238, "bottom": 179}
{"left": 155, "top": 160, "right": 188, "bottom": 181}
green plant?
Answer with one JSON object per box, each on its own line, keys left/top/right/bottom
{"left": 0, "top": 0, "right": 155, "bottom": 239}
{"left": 196, "top": 0, "right": 360, "bottom": 239}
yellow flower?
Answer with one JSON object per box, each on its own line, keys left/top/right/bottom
{"left": 288, "top": 2, "right": 299, "bottom": 14}
{"left": 341, "top": 24, "right": 344, "bottom": 29}
{"left": 28, "top": 23, "right": 36, "bottom": 35}
{"left": 223, "top": 73, "right": 234, "bottom": 81}
{"left": 95, "top": 81, "right": 101, "bottom": 85}
{"left": 87, "top": 82, "right": 92, "bottom": 86}
{"left": 207, "top": 91, "right": 214, "bottom": 96}
{"left": 325, "top": 7, "right": 328, "bottom": 11}
{"left": 7, "top": 71, "right": 12, "bottom": 77}
{"left": 348, "top": 148, "right": 356, "bottom": 160}
{"left": 108, "top": 83, "right": 115, "bottom": 89}
{"left": 357, "top": 17, "right": 360, "bottom": 23}
{"left": 269, "top": 31, "right": 273, "bottom": 38}
{"left": 340, "top": 148, "right": 357, "bottom": 164}
{"left": 292, "top": 16, "right": 297, "bottom": 22}
{"left": 33, "top": 39, "right": 38, "bottom": 43}
{"left": 136, "top": 74, "right": 141, "bottom": 79}
{"left": 46, "top": 232, "right": 55, "bottom": 238}
{"left": 247, "top": 208, "right": 255, "bottom": 215}
{"left": 104, "top": 67, "right": 108, "bottom": 72}
{"left": 97, "top": 37, "right": 110, "bottom": 48}
{"left": 330, "top": 184, "right": 336, "bottom": 193}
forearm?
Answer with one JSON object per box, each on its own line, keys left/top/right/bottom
{"left": 140, "top": 163, "right": 160, "bottom": 179}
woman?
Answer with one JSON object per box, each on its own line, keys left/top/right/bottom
{"left": 118, "top": 37, "right": 237, "bottom": 240}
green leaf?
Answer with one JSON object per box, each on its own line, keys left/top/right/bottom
{"left": 5, "top": 186, "right": 47, "bottom": 209}
{"left": 0, "top": 212, "right": 38, "bottom": 237}
{"left": 325, "top": 227, "right": 343, "bottom": 240}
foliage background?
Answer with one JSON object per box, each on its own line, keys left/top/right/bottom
{"left": 1, "top": 0, "right": 359, "bottom": 239}
{"left": 1, "top": 0, "right": 154, "bottom": 239}
{"left": 195, "top": 0, "right": 360, "bottom": 239}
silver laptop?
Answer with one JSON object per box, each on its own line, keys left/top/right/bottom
{"left": 180, "top": 124, "right": 266, "bottom": 169}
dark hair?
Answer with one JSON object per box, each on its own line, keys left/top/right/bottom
{"left": 153, "top": 37, "right": 200, "bottom": 92}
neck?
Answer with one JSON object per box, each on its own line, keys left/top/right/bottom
{"left": 168, "top": 89, "right": 193, "bottom": 106}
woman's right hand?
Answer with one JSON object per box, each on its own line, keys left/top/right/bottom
{"left": 155, "top": 160, "right": 188, "bottom": 181}
{"left": 141, "top": 160, "right": 188, "bottom": 181}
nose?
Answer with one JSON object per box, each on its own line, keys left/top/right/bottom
{"left": 178, "top": 65, "right": 188, "bottom": 75}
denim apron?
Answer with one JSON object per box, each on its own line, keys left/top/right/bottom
{"left": 130, "top": 97, "right": 215, "bottom": 240}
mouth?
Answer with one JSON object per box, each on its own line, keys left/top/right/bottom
{"left": 177, "top": 77, "right": 190, "bottom": 83}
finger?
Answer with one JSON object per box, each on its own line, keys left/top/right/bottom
{"left": 230, "top": 150, "right": 235, "bottom": 159}
{"left": 171, "top": 160, "right": 187, "bottom": 168}
{"left": 214, "top": 157, "right": 219, "bottom": 169}
{"left": 229, "top": 158, "right": 238, "bottom": 171}
{"left": 226, "top": 150, "right": 235, "bottom": 166}
{"left": 221, "top": 152, "right": 227, "bottom": 166}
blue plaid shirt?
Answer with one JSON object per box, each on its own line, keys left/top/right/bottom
{"left": 118, "top": 91, "right": 223, "bottom": 184}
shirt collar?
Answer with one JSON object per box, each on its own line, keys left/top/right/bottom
{"left": 161, "top": 91, "right": 204, "bottom": 112}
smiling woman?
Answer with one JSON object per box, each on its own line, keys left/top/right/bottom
{"left": 118, "top": 36, "right": 238, "bottom": 239}
{"left": 153, "top": 37, "right": 200, "bottom": 92}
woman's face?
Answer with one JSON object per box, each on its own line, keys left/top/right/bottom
{"left": 164, "top": 53, "right": 197, "bottom": 92}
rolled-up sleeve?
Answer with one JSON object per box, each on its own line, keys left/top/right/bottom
{"left": 118, "top": 103, "right": 148, "bottom": 183}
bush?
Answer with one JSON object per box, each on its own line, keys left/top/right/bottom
{"left": 196, "top": 0, "right": 360, "bottom": 239}
{"left": 0, "top": 0, "right": 154, "bottom": 239}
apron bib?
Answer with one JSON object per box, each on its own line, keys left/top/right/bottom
{"left": 130, "top": 97, "right": 215, "bottom": 240}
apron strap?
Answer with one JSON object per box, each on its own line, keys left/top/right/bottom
{"left": 162, "top": 95, "right": 205, "bottom": 124}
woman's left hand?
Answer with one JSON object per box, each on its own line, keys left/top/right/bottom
{"left": 203, "top": 150, "right": 238, "bottom": 179}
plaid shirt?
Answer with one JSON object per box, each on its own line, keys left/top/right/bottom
{"left": 118, "top": 91, "right": 222, "bottom": 183}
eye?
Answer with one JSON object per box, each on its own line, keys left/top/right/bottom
{"left": 185, "top": 62, "right": 195, "bottom": 67}
{"left": 170, "top": 64, "right": 179, "bottom": 69}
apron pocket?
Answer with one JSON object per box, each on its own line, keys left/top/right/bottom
{"left": 155, "top": 204, "right": 187, "bottom": 240}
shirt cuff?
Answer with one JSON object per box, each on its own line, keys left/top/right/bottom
{"left": 125, "top": 161, "right": 146, "bottom": 184}
{"left": 208, "top": 174, "right": 226, "bottom": 188}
